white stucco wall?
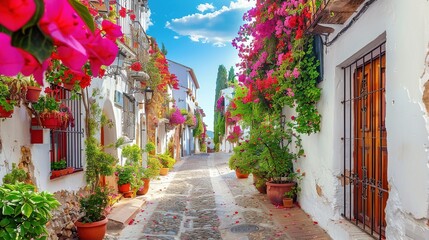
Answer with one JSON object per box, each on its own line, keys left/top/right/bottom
{"left": 297, "top": 0, "right": 429, "bottom": 239}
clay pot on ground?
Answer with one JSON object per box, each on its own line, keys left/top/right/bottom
{"left": 118, "top": 183, "right": 131, "bottom": 193}
{"left": 283, "top": 197, "right": 294, "bottom": 208}
{"left": 266, "top": 181, "right": 296, "bottom": 205}
{"left": 136, "top": 178, "right": 150, "bottom": 195}
{"left": 235, "top": 169, "right": 249, "bottom": 179}
{"left": 75, "top": 217, "right": 108, "bottom": 240}
{"left": 159, "top": 168, "right": 169, "bottom": 176}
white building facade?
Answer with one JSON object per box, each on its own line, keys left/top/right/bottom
{"left": 295, "top": 0, "right": 429, "bottom": 239}
{"left": 168, "top": 60, "right": 200, "bottom": 157}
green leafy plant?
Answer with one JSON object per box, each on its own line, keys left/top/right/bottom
{"left": 51, "top": 159, "right": 67, "bottom": 170}
{"left": 79, "top": 187, "right": 109, "bottom": 224}
{"left": 144, "top": 156, "right": 162, "bottom": 179}
{"left": 116, "top": 165, "right": 135, "bottom": 186}
{"left": 0, "top": 76, "right": 19, "bottom": 111}
{"left": 2, "top": 163, "right": 27, "bottom": 184}
{"left": 0, "top": 183, "right": 60, "bottom": 239}
{"left": 215, "top": 143, "right": 220, "bottom": 152}
{"left": 157, "top": 153, "right": 175, "bottom": 169}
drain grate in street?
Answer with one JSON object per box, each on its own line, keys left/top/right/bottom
{"left": 230, "top": 224, "right": 260, "bottom": 233}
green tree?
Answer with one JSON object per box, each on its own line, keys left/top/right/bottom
{"left": 214, "top": 65, "right": 228, "bottom": 144}
{"left": 161, "top": 43, "right": 168, "bottom": 56}
{"left": 228, "top": 66, "right": 236, "bottom": 84}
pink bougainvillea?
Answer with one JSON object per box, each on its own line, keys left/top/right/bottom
{"left": 216, "top": 96, "right": 225, "bottom": 112}
{"left": 227, "top": 125, "right": 242, "bottom": 143}
{"left": 169, "top": 108, "right": 186, "bottom": 125}
{"left": 0, "top": 0, "right": 122, "bottom": 86}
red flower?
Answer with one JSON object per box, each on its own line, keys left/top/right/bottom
{"left": 130, "top": 62, "right": 142, "bottom": 71}
{"left": 130, "top": 13, "right": 136, "bottom": 21}
{"left": 119, "top": 7, "right": 127, "bottom": 18}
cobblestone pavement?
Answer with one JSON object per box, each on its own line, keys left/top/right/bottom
{"left": 114, "top": 152, "right": 330, "bottom": 240}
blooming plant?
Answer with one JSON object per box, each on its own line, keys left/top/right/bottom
{"left": 227, "top": 125, "right": 242, "bottom": 143}
{"left": 79, "top": 187, "right": 109, "bottom": 223}
{"left": 216, "top": 95, "right": 225, "bottom": 112}
{"left": 0, "top": 0, "right": 121, "bottom": 86}
{"left": 233, "top": 0, "right": 322, "bottom": 134}
{"left": 168, "top": 107, "right": 186, "bottom": 125}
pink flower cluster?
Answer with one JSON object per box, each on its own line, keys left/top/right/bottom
{"left": 216, "top": 96, "right": 225, "bottom": 112}
{"left": 227, "top": 125, "right": 243, "bottom": 143}
{"left": 233, "top": 0, "right": 314, "bottom": 106}
{"left": 169, "top": 108, "right": 186, "bottom": 125}
{"left": 0, "top": 0, "right": 121, "bottom": 86}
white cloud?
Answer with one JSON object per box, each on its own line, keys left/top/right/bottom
{"left": 173, "top": 36, "right": 180, "bottom": 39}
{"left": 197, "top": 3, "right": 215, "bottom": 13}
{"left": 165, "top": 0, "right": 255, "bottom": 47}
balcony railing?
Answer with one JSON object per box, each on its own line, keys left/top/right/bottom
{"left": 130, "top": 20, "right": 150, "bottom": 63}
{"left": 306, "top": 0, "right": 365, "bottom": 35}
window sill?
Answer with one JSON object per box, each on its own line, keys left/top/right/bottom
{"left": 50, "top": 168, "right": 83, "bottom": 180}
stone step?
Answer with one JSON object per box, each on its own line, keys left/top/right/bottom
{"left": 107, "top": 196, "right": 146, "bottom": 231}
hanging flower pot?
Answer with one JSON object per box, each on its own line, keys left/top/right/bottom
{"left": 41, "top": 114, "right": 62, "bottom": 129}
{"left": 25, "top": 86, "right": 42, "bottom": 102}
{"left": 63, "top": 82, "right": 74, "bottom": 90}
{"left": 0, "top": 105, "right": 13, "bottom": 118}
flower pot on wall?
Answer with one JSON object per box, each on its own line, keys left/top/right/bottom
{"left": 0, "top": 104, "right": 13, "bottom": 118}
{"left": 266, "top": 181, "right": 296, "bottom": 205}
{"left": 25, "top": 86, "right": 42, "bottom": 102}
{"left": 41, "top": 115, "right": 61, "bottom": 129}
{"left": 75, "top": 217, "right": 108, "bottom": 240}
{"left": 118, "top": 183, "right": 131, "bottom": 193}
{"left": 30, "top": 118, "right": 43, "bottom": 144}
{"left": 159, "top": 168, "right": 169, "bottom": 176}
{"left": 235, "top": 169, "right": 249, "bottom": 179}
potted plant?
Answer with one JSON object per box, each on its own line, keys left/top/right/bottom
{"left": 51, "top": 159, "right": 67, "bottom": 178}
{"left": 32, "top": 87, "right": 68, "bottom": 129}
{"left": 75, "top": 94, "right": 117, "bottom": 240}
{"left": 228, "top": 154, "right": 251, "bottom": 179}
{"left": 251, "top": 120, "right": 304, "bottom": 205}
{"left": 283, "top": 184, "right": 301, "bottom": 208}
{"left": 115, "top": 165, "right": 135, "bottom": 193}
{"left": 23, "top": 77, "right": 42, "bottom": 102}
{"left": 0, "top": 76, "right": 18, "bottom": 118}
{"left": 0, "top": 183, "right": 60, "bottom": 239}
{"left": 137, "top": 156, "right": 162, "bottom": 195}
{"left": 157, "top": 153, "right": 175, "bottom": 176}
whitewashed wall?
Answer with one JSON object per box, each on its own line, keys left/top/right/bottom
{"left": 296, "top": 0, "right": 429, "bottom": 239}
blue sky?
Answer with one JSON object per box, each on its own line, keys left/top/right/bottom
{"left": 147, "top": 0, "right": 255, "bottom": 131}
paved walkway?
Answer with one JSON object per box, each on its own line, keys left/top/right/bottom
{"left": 113, "top": 152, "right": 331, "bottom": 240}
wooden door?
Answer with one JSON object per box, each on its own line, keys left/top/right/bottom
{"left": 353, "top": 54, "right": 388, "bottom": 235}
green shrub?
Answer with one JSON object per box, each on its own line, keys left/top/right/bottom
{"left": 157, "top": 154, "right": 175, "bottom": 169}
{"left": 215, "top": 143, "right": 220, "bottom": 152}
{"left": 145, "top": 156, "right": 162, "bottom": 178}
{"left": 2, "top": 163, "right": 27, "bottom": 184}
{"left": 0, "top": 183, "right": 60, "bottom": 239}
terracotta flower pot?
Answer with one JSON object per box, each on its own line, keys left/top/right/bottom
{"left": 63, "top": 82, "right": 74, "bottom": 90}
{"left": 235, "top": 169, "right": 249, "bottom": 179}
{"left": 0, "top": 102, "right": 14, "bottom": 118}
{"left": 41, "top": 115, "right": 61, "bottom": 129}
{"left": 137, "top": 178, "right": 150, "bottom": 195}
{"left": 159, "top": 167, "right": 169, "bottom": 176}
{"left": 283, "top": 198, "right": 294, "bottom": 208}
{"left": 118, "top": 183, "right": 131, "bottom": 193}
{"left": 266, "top": 181, "right": 296, "bottom": 205}
{"left": 25, "top": 86, "right": 42, "bottom": 102}
{"left": 75, "top": 217, "right": 108, "bottom": 240}
{"left": 252, "top": 174, "right": 267, "bottom": 194}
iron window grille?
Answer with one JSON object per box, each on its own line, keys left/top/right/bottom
{"left": 341, "top": 42, "right": 388, "bottom": 239}
{"left": 50, "top": 86, "right": 84, "bottom": 173}
{"left": 122, "top": 93, "right": 136, "bottom": 140}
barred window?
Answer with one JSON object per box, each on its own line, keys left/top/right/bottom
{"left": 50, "top": 87, "right": 84, "bottom": 178}
{"left": 122, "top": 93, "right": 136, "bottom": 140}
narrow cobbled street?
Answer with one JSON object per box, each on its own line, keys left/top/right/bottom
{"left": 114, "top": 153, "right": 330, "bottom": 240}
